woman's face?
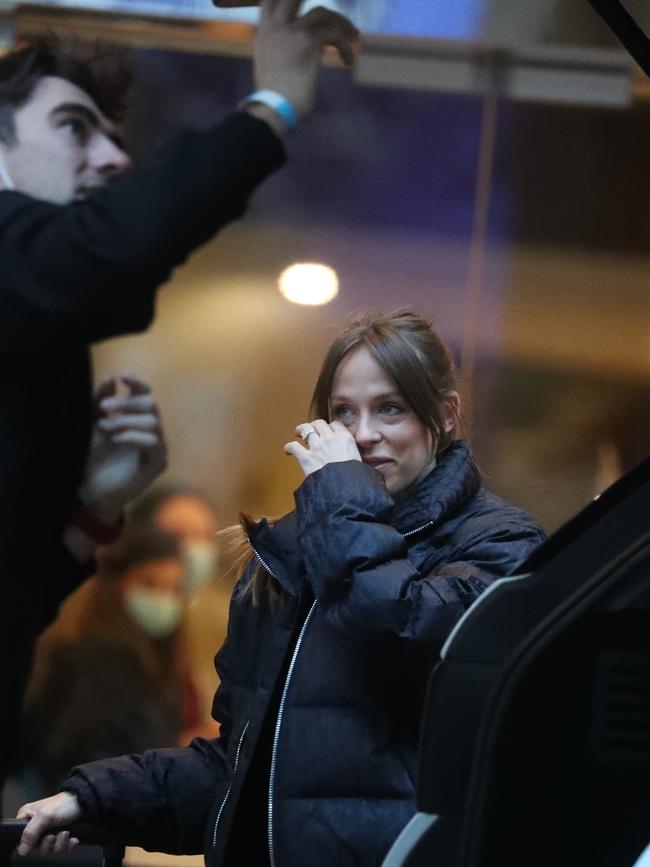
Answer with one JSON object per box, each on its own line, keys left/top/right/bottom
{"left": 329, "top": 346, "right": 437, "bottom": 498}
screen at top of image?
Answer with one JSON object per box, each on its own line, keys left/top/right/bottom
{"left": 14, "top": 0, "right": 486, "bottom": 37}
{"left": 15, "top": 0, "right": 251, "bottom": 19}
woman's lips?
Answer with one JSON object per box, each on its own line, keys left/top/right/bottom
{"left": 363, "top": 457, "right": 393, "bottom": 471}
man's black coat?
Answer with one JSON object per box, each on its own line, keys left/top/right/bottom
{"left": 0, "top": 112, "right": 285, "bottom": 788}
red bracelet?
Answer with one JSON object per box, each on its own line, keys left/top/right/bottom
{"left": 70, "top": 503, "right": 125, "bottom": 545}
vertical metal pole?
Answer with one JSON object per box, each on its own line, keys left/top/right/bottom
{"left": 0, "top": 12, "right": 17, "bottom": 54}
{"left": 460, "top": 73, "right": 500, "bottom": 424}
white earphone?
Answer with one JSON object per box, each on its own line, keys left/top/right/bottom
{"left": 0, "top": 160, "right": 15, "bottom": 191}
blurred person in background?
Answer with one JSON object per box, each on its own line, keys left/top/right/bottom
{"left": 129, "top": 485, "right": 220, "bottom": 595}
{"left": 16, "top": 311, "right": 545, "bottom": 866}
{"left": 14, "top": 526, "right": 200, "bottom": 805}
{"left": 129, "top": 485, "right": 230, "bottom": 734}
{"left": 10, "top": 483, "right": 223, "bottom": 809}
{"left": 0, "top": 0, "right": 357, "bottom": 794}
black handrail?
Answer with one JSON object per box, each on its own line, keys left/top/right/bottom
{"left": 586, "top": 0, "right": 650, "bottom": 79}
{"left": 0, "top": 820, "right": 125, "bottom": 867}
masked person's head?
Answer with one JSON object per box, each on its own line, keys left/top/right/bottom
{"left": 0, "top": 38, "right": 132, "bottom": 203}
{"left": 129, "top": 486, "right": 220, "bottom": 594}
{"left": 99, "top": 527, "right": 186, "bottom": 640}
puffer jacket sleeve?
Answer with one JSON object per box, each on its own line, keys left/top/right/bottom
{"left": 61, "top": 739, "right": 227, "bottom": 854}
{"left": 60, "top": 620, "right": 238, "bottom": 854}
{"left": 295, "top": 461, "right": 544, "bottom": 649}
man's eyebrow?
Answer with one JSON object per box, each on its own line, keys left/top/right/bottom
{"left": 49, "top": 102, "right": 124, "bottom": 148}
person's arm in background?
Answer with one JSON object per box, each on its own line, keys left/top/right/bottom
{"left": 244, "top": 1, "right": 357, "bottom": 138}
{"left": 0, "top": 0, "right": 358, "bottom": 354}
{"left": 38, "top": 373, "right": 166, "bottom": 631}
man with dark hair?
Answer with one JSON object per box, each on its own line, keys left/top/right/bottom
{"left": 0, "top": 37, "right": 132, "bottom": 149}
{"left": 0, "top": 0, "right": 357, "bottom": 798}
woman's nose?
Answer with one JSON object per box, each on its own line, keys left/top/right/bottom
{"left": 354, "top": 415, "right": 381, "bottom": 446}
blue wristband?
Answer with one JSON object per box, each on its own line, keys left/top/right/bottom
{"left": 239, "top": 90, "right": 299, "bottom": 135}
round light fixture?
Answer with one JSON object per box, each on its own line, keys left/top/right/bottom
{"left": 278, "top": 263, "right": 339, "bottom": 306}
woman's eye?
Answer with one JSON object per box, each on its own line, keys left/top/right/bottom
{"left": 332, "top": 405, "right": 354, "bottom": 421}
{"left": 381, "top": 403, "right": 403, "bottom": 415}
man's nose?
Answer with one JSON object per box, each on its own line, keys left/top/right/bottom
{"left": 93, "top": 134, "right": 132, "bottom": 177}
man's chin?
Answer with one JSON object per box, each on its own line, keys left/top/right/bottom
{"left": 73, "top": 183, "right": 106, "bottom": 202}
{"left": 73, "top": 189, "right": 94, "bottom": 202}
{"left": 36, "top": 186, "right": 79, "bottom": 205}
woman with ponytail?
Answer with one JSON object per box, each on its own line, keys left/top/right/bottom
{"left": 17, "top": 311, "right": 544, "bottom": 867}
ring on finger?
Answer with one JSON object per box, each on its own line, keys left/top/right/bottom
{"left": 300, "top": 427, "right": 318, "bottom": 445}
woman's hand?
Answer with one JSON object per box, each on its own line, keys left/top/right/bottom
{"left": 284, "top": 419, "right": 361, "bottom": 478}
{"left": 16, "top": 792, "right": 83, "bottom": 856}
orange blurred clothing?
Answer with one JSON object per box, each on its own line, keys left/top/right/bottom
{"left": 20, "top": 576, "right": 192, "bottom": 792}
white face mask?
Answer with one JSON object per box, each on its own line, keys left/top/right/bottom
{"left": 0, "top": 161, "right": 15, "bottom": 191}
{"left": 124, "top": 590, "right": 183, "bottom": 638}
{"left": 183, "top": 541, "right": 219, "bottom": 592}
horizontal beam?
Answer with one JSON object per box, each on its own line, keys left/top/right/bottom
{"left": 2, "top": 3, "right": 639, "bottom": 106}
{"left": 8, "top": 4, "right": 256, "bottom": 57}
{"left": 357, "top": 35, "right": 634, "bottom": 107}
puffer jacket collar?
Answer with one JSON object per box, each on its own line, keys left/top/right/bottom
{"left": 248, "top": 512, "right": 303, "bottom": 597}
{"left": 389, "top": 440, "right": 481, "bottom": 535}
{"left": 249, "top": 440, "right": 480, "bottom": 596}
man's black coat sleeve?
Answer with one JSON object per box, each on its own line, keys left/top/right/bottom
{"left": 0, "top": 112, "right": 286, "bottom": 354}
{"left": 38, "top": 544, "right": 95, "bottom": 634}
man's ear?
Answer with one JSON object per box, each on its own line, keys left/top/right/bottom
{"left": 443, "top": 391, "right": 461, "bottom": 434}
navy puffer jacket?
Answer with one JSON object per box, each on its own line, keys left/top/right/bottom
{"left": 63, "top": 442, "right": 544, "bottom": 867}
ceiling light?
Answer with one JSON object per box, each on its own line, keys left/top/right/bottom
{"left": 278, "top": 263, "right": 339, "bottom": 306}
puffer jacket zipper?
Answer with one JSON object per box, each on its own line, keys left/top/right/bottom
{"left": 251, "top": 546, "right": 276, "bottom": 582}
{"left": 212, "top": 720, "right": 250, "bottom": 848}
{"left": 251, "top": 545, "right": 319, "bottom": 867}
{"left": 256, "top": 522, "right": 430, "bottom": 865}
{"left": 403, "top": 519, "right": 434, "bottom": 538}
{"left": 268, "top": 598, "right": 318, "bottom": 867}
